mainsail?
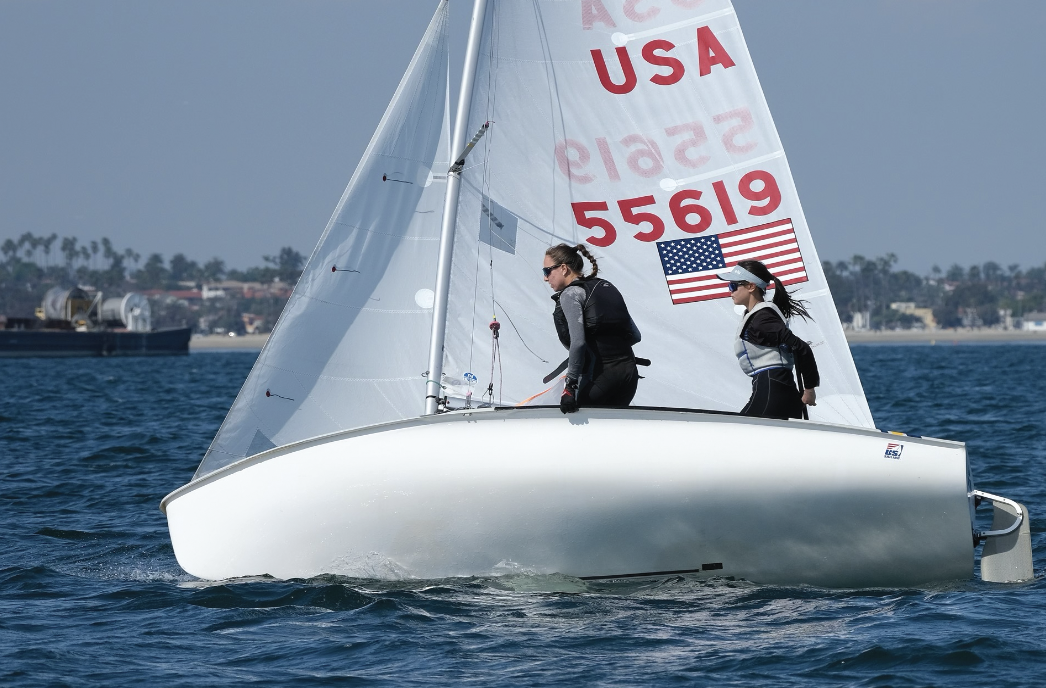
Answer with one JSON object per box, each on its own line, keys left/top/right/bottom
{"left": 196, "top": 2, "right": 451, "bottom": 478}
{"left": 438, "top": 0, "right": 874, "bottom": 427}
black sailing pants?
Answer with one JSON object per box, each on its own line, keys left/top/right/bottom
{"left": 578, "top": 358, "right": 639, "bottom": 407}
{"left": 740, "top": 367, "right": 805, "bottom": 420}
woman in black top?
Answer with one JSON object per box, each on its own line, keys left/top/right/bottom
{"left": 543, "top": 243, "right": 642, "bottom": 414}
{"left": 716, "top": 259, "right": 818, "bottom": 420}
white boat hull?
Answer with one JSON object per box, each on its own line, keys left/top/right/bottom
{"left": 163, "top": 408, "right": 974, "bottom": 587}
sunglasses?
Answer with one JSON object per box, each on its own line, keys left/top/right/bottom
{"left": 728, "top": 281, "right": 749, "bottom": 293}
{"left": 542, "top": 263, "right": 563, "bottom": 278}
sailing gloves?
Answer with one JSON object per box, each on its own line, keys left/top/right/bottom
{"left": 560, "top": 378, "right": 579, "bottom": 414}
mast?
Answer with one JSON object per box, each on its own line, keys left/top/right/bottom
{"left": 425, "top": 0, "right": 490, "bottom": 415}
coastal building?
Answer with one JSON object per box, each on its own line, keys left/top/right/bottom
{"left": 889, "top": 302, "right": 936, "bottom": 329}
{"left": 209, "top": 280, "right": 292, "bottom": 300}
{"left": 959, "top": 307, "right": 982, "bottom": 329}
{"left": 202, "top": 284, "right": 227, "bottom": 300}
{"left": 142, "top": 289, "right": 203, "bottom": 306}
{"left": 1022, "top": 312, "right": 1046, "bottom": 332}
{"left": 241, "top": 313, "right": 265, "bottom": 334}
{"left": 848, "top": 311, "right": 872, "bottom": 332}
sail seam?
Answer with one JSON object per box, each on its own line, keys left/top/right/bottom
{"left": 317, "top": 375, "right": 421, "bottom": 383}
{"left": 612, "top": 7, "right": 735, "bottom": 45}
{"left": 256, "top": 360, "right": 421, "bottom": 384}
{"left": 331, "top": 220, "right": 439, "bottom": 241}
{"left": 295, "top": 292, "right": 430, "bottom": 314}
{"left": 372, "top": 380, "right": 406, "bottom": 418}
{"left": 662, "top": 151, "right": 786, "bottom": 190}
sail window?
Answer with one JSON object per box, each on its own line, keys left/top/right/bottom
{"left": 479, "top": 196, "right": 517, "bottom": 255}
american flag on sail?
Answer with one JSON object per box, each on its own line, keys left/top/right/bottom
{"left": 655, "top": 218, "right": 808, "bottom": 305}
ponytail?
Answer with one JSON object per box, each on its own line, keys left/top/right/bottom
{"left": 736, "top": 259, "right": 812, "bottom": 321}
{"left": 574, "top": 244, "right": 599, "bottom": 278}
{"left": 545, "top": 243, "right": 599, "bottom": 278}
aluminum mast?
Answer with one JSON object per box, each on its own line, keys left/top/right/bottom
{"left": 425, "top": 0, "right": 490, "bottom": 415}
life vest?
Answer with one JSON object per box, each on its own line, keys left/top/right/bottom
{"left": 552, "top": 277, "right": 635, "bottom": 364}
{"left": 734, "top": 302, "right": 795, "bottom": 376}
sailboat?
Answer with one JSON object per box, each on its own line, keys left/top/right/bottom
{"left": 162, "top": 0, "right": 1032, "bottom": 587}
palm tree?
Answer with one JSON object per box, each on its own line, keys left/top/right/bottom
{"left": 1, "top": 238, "right": 16, "bottom": 261}
{"left": 18, "top": 232, "right": 37, "bottom": 262}
{"left": 42, "top": 233, "right": 58, "bottom": 268}
{"left": 61, "top": 237, "right": 79, "bottom": 268}
{"left": 101, "top": 237, "right": 115, "bottom": 267}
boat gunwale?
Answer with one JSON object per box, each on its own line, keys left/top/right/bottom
{"left": 160, "top": 405, "right": 965, "bottom": 514}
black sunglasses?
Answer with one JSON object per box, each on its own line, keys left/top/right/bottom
{"left": 728, "top": 281, "right": 749, "bottom": 293}
{"left": 542, "top": 263, "right": 563, "bottom": 278}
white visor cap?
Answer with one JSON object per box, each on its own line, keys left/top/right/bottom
{"left": 715, "top": 265, "right": 769, "bottom": 290}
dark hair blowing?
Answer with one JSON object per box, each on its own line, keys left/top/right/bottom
{"left": 737, "top": 259, "right": 812, "bottom": 321}
{"left": 545, "top": 243, "right": 599, "bottom": 278}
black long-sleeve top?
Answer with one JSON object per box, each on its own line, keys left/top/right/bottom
{"left": 741, "top": 310, "right": 820, "bottom": 389}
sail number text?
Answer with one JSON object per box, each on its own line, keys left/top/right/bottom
{"left": 571, "top": 169, "right": 782, "bottom": 247}
{"left": 582, "top": 0, "right": 707, "bottom": 29}
{"left": 555, "top": 109, "right": 756, "bottom": 184}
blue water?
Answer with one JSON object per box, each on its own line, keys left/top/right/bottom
{"left": 2, "top": 346, "right": 1044, "bottom": 686}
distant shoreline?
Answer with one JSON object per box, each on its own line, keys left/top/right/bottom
{"left": 189, "top": 329, "right": 1046, "bottom": 352}
{"left": 845, "top": 329, "right": 1046, "bottom": 344}
{"left": 191, "top": 333, "right": 269, "bottom": 351}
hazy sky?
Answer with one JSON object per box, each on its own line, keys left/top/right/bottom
{"left": 1, "top": 1, "right": 1043, "bottom": 273}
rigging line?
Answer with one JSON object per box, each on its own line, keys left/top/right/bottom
{"left": 466, "top": 3, "right": 503, "bottom": 388}
{"left": 531, "top": 0, "right": 567, "bottom": 246}
{"left": 488, "top": 5, "right": 509, "bottom": 405}
{"left": 475, "top": 2, "right": 501, "bottom": 403}
{"left": 486, "top": 318, "right": 503, "bottom": 406}
{"left": 483, "top": 49, "right": 495, "bottom": 322}
{"left": 489, "top": 4, "right": 503, "bottom": 329}
{"left": 487, "top": 327, "right": 496, "bottom": 404}
{"left": 483, "top": 8, "right": 495, "bottom": 317}
{"left": 482, "top": 3, "right": 497, "bottom": 316}
{"left": 493, "top": 299, "right": 549, "bottom": 364}
{"left": 465, "top": 192, "right": 483, "bottom": 381}
{"left": 463, "top": 20, "right": 495, "bottom": 396}
{"left": 489, "top": 255, "right": 496, "bottom": 319}
{"left": 465, "top": 155, "right": 487, "bottom": 379}
{"left": 492, "top": 41, "right": 503, "bottom": 411}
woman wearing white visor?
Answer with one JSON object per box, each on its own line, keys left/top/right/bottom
{"left": 716, "top": 260, "right": 819, "bottom": 419}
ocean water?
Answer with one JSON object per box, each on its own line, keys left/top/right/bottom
{"left": 1, "top": 345, "right": 1044, "bottom": 686}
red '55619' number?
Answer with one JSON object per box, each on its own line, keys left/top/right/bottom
{"left": 570, "top": 169, "right": 782, "bottom": 247}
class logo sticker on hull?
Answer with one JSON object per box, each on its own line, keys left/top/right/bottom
{"left": 885, "top": 442, "right": 904, "bottom": 460}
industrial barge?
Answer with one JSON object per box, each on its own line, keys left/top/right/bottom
{"left": 1, "top": 287, "right": 190, "bottom": 357}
